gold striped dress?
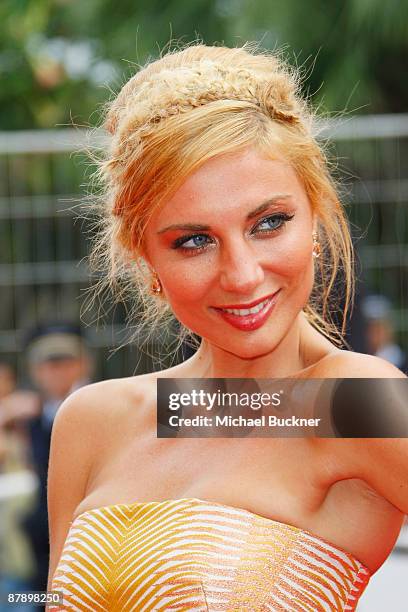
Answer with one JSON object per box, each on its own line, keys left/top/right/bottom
{"left": 50, "top": 497, "right": 370, "bottom": 611}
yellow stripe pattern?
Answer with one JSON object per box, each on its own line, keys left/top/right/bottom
{"left": 51, "top": 497, "right": 370, "bottom": 611}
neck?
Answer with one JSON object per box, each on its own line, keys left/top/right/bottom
{"left": 187, "top": 313, "right": 312, "bottom": 379}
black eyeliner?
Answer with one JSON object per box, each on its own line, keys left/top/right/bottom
{"left": 251, "top": 212, "right": 295, "bottom": 233}
{"left": 171, "top": 233, "right": 210, "bottom": 249}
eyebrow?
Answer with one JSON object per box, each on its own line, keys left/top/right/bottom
{"left": 157, "top": 194, "right": 292, "bottom": 234}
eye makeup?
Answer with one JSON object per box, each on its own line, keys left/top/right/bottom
{"left": 170, "top": 212, "right": 295, "bottom": 253}
{"left": 251, "top": 212, "right": 294, "bottom": 235}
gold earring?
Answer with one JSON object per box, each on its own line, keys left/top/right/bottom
{"left": 150, "top": 272, "right": 162, "bottom": 295}
{"left": 312, "top": 232, "right": 321, "bottom": 258}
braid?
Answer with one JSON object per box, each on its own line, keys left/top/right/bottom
{"left": 105, "top": 57, "right": 308, "bottom": 148}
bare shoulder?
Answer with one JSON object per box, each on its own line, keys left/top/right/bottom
{"left": 53, "top": 373, "right": 157, "bottom": 432}
{"left": 313, "top": 349, "right": 407, "bottom": 378}
{"left": 51, "top": 368, "right": 168, "bottom": 481}
{"left": 49, "top": 373, "right": 160, "bottom": 483}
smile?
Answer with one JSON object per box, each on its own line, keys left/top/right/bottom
{"left": 221, "top": 297, "right": 272, "bottom": 316}
{"left": 212, "top": 290, "right": 281, "bottom": 331}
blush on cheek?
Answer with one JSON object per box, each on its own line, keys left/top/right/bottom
{"left": 277, "top": 241, "right": 315, "bottom": 308}
{"left": 269, "top": 235, "right": 313, "bottom": 281}
{"left": 161, "top": 256, "right": 215, "bottom": 299}
{"left": 297, "top": 263, "right": 315, "bottom": 314}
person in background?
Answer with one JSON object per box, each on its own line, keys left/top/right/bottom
{"left": 362, "top": 295, "right": 407, "bottom": 374}
{"left": 1, "top": 323, "right": 93, "bottom": 598}
{"left": 24, "top": 323, "right": 93, "bottom": 595}
{"left": 0, "top": 361, "right": 37, "bottom": 612}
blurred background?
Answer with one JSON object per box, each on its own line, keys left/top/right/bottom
{"left": 0, "top": 0, "right": 407, "bottom": 610}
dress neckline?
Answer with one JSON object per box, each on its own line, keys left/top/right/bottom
{"left": 71, "top": 496, "right": 371, "bottom": 575}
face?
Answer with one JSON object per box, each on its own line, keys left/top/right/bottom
{"left": 30, "top": 357, "right": 87, "bottom": 399}
{"left": 143, "top": 147, "right": 316, "bottom": 359}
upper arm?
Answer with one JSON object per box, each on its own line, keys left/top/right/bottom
{"left": 47, "top": 384, "right": 103, "bottom": 590}
{"left": 320, "top": 352, "right": 408, "bottom": 513}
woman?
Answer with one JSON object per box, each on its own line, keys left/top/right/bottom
{"left": 47, "top": 44, "right": 407, "bottom": 611}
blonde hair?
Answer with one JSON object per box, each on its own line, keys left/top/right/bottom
{"left": 88, "top": 43, "right": 353, "bottom": 353}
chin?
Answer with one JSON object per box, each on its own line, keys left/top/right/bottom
{"left": 211, "top": 334, "right": 282, "bottom": 361}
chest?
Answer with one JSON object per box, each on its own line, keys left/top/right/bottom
{"left": 78, "top": 428, "right": 404, "bottom": 572}
{"left": 83, "top": 433, "right": 327, "bottom": 523}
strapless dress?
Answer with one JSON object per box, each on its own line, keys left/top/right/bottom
{"left": 50, "top": 497, "right": 370, "bottom": 611}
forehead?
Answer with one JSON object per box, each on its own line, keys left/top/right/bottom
{"left": 152, "top": 147, "right": 308, "bottom": 224}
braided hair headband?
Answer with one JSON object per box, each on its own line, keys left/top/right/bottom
{"left": 105, "top": 59, "right": 310, "bottom": 217}
{"left": 107, "top": 59, "right": 305, "bottom": 140}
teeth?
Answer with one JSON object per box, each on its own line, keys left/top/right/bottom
{"left": 223, "top": 298, "right": 271, "bottom": 316}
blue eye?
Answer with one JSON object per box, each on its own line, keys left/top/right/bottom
{"left": 171, "top": 213, "right": 294, "bottom": 253}
{"left": 253, "top": 213, "right": 294, "bottom": 233}
{"left": 173, "top": 234, "right": 212, "bottom": 250}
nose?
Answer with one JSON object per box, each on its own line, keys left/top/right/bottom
{"left": 219, "top": 239, "right": 265, "bottom": 294}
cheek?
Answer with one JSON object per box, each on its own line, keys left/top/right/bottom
{"left": 263, "top": 230, "right": 313, "bottom": 280}
{"left": 283, "top": 241, "right": 315, "bottom": 299}
{"left": 159, "top": 257, "right": 215, "bottom": 305}
{"left": 285, "top": 246, "right": 313, "bottom": 282}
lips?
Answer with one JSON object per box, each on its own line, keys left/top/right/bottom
{"left": 212, "top": 290, "right": 281, "bottom": 331}
{"left": 221, "top": 296, "right": 272, "bottom": 316}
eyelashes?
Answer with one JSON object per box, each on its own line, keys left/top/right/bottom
{"left": 171, "top": 213, "right": 295, "bottom": 253}
{"left": 254, "top": 212, "right": 294, "bottom": 233}
{"left": 173, "top": 234, "right": 210, "bottom": 250}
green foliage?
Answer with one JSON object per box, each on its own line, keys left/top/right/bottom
{"left": 0, "top": 0, "right": 226, "bottom": 129}
{"left": 223, "top": 0, "right": 408, "bottom": 114}
{"left": 0, "top": 0, "right": 407, "bottom": 129}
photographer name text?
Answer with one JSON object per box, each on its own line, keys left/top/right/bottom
{"left": 168, "top": 415, "right": 321, "bottom": 428}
